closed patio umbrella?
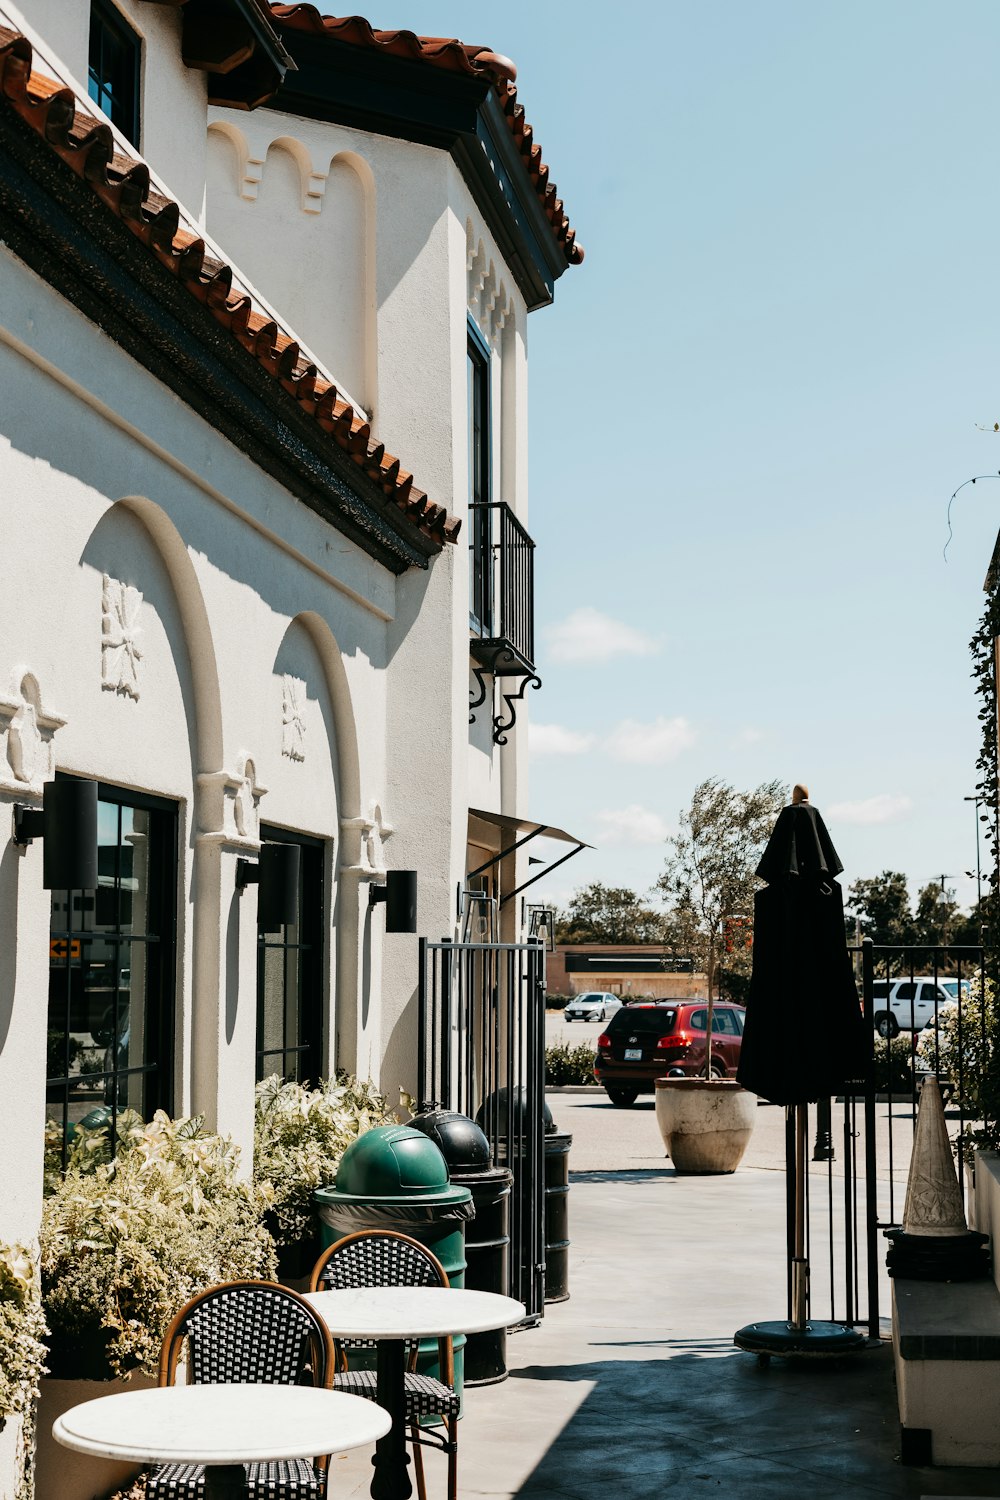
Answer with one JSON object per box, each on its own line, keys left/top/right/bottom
{"left": 734, "top": 785, "right": 871, "bottom": 1359}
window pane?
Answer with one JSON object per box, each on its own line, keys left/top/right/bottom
{"left": 256, "top": 836, "right": 322, "bottom": 1083}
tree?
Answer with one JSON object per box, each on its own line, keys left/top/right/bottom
{"left": 555, "top": 883, "right": 667, "bottom": 945}
{"left": 912, "top": 882, "right": 960, "bottom": 949}
{"left": 844, "top": 871, "right": 912, "bottom": 945}
{"left": 657, "top": 777, "right": 787, "bottom": 1061}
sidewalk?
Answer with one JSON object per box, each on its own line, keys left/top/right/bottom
{"left": 329, "top": 1094, "right": 1000, "bottom": 1498}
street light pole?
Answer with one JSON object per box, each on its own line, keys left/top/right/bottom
{"left": 964, "top": 796, "right": 983, "bottom": 907}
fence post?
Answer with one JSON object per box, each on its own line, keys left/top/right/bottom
{"left": 862, "top": 937, "right": 880, "bottom": 1340}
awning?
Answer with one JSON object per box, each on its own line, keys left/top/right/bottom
{"left": 467, "top": 808, "right": 590, "bottom": 906}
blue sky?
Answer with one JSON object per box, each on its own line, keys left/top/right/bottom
{"left": 386, "top": 2, "right": 1000, "bottom": 913}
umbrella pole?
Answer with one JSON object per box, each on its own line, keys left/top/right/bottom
{"left": 734, "top": 1097, "right": 867, "bottom": 1362}
{"left": 791, "top": 1103, "right": 808, "bottom": 1331}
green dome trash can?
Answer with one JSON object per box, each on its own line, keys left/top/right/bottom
{"left": 314, "top": 1125, "right": 474, "bottom": 1418}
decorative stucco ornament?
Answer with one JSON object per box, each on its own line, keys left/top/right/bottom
{"left": 364, "top": 802, "right": 394, "bottom": 874}
{"left": 233, "top": 757, "right": 263, "bottom": 840}
{"left": 101, "top": 574, "right": 144, "bottom": 698}
{"left": 0, "top": 671, "right": 66, "bottom": 793}
{"left": 281, "top": 674, "right": 306, "bottom": 761}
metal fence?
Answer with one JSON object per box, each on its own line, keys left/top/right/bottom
{"left": 417, "top": 937, "right": 547, "bottom": 1322}
{"left": 799, "top": 938, "right": 985, "bottom": 1337}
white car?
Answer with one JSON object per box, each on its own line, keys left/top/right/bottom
{"left": 872, "top": 977, "right": 965, "bottom": 1038}
{"left": 564, "top": 992, "right": 622, "bottom": 1023}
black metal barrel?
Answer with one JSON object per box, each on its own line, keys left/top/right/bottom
{"left": 544, "top": 1129, "right": 572, "bottom": 1303}
{"left": 409, "top": 1109, "right": 514, "bottom": 1384}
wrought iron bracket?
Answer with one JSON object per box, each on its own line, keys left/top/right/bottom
{"left": 493, "top": 675, "right": 541, "bottom": 746}
{"left": 469, "top": 666, "right": 490, "bottom": 724}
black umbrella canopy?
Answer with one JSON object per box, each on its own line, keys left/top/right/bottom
{"left": 736, "top": 790, "right": 871, "bottom": 1105}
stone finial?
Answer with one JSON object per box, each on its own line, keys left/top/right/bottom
{"left": 902, "top": 1077, "right": 968, "bottom": 1237}
{"left": 792, "top": 783, "right": 809, "bottom": 804}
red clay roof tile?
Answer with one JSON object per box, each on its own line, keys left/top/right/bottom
{"left": 0, "top": 26, "right": 460, "bottom": 549}
{"left": 268, "top": 6, "right": 583, "bottom": 265}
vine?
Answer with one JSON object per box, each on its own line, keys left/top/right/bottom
{"left": 969, "top": 584, "right": 1000, "bottom": 1146}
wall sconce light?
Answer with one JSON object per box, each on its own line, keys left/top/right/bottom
{"left": 236, "top": 843, "right": 301, "bottom": 931}
{"left": 13, "top": 779, "right": 98, "bottom": 889}
{"left": 369, "top": 870, "right": 417, "bottom": 933}
{"left": 527, "top": 903, "right": 556, "bottom": 953}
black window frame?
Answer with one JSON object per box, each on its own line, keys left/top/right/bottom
{"left": 468, "top": 321, "right": 493, "bottom": 637}
{"left": 255, "top": 827, "right": 325, "bottom": 1084}
{"left": 88, "top": 0, "right": 141, "bottom": 148}
{"left": 46, "top": 778, "right": 177, "bottom": 1169}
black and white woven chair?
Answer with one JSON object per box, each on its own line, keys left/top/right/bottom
{"left": 309, "top": 1230, "right": 459, "bottom": 1500}
{"left": 148, "top": 1280, "right": 335, "bottom": 1500}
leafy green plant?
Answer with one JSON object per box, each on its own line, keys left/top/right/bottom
{"left": 41, "top": 1111, "right": 275, "bottom": 1379}
{"left": 915, "top": 978, "right": 1000, "bottom": 1144}
{"left": 545, "top": 1042, "right": 597, "bottom": 1086}
{"left": 873, "top": 1034, "right": 915, "bottom": 1095}
{"left": 545, "top": 994, "right": 570, "bottom": 1011}
{"left": 0, "top": 1242, "right": 47, "bottom": 1500}
{"left": 253, "top": 1074, "right": 395, "bottom": 1248}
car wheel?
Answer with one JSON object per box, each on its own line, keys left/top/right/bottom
{"left": 710, "top": 1063, "right": 726, "bottom": 1079}
{"left": 598, "top": 1009, "right": 606, "bottom": 1021}
{"left": 875, "top": 1013, "right": 898, "bottom": 1039}
{"left": 606, "top": 1088, "right": 639, "bottom": 1107}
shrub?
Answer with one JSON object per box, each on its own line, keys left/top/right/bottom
{"left": 873, "top": 1034, "right": 915, "bottom": 1095}
{"left": 915, "top": 977, "right": 1000, "bottom": 1143}
{"left": 545, "top": 994, "right": 570, "bottom": 1010}
{"left": 253, "top": 1074, "right": 396, "bottom": 1248}
{"left": 0, "top": 1243, "right": 47, "bottom": 1500}
{"left": 41, "top": 1111, "right": 275, "bottom": 1379}
{"left": 545, "top": 1042, "right": 597, "bottom": 1086}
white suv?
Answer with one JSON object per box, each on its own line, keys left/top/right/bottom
{"left": 872, "top": 977, "right": 964, "bottom": 1037}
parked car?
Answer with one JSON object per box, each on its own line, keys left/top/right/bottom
{"left": 872, "top": 977, "right": 963, "bottom": 1038}
{"left": 564, "top": 991, "right": 622, "bottom": 1022}
{"left": 594, "top": 1000, "right": 745, "bottom": 1106}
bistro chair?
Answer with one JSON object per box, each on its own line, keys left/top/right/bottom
{"left": 309, "top": 1230, "right": 460, "bottom": 1500}
{"left": 148, "top": 1280, "right": 335, "bottom": 1500}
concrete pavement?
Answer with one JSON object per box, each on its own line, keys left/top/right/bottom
{"left": 327, "top": 1086, "right": 1000, "bottom": 1498}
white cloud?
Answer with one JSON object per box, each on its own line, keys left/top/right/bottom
{"left": 605, "top": 715, "right": 696, "bottom": 765}
{"left": 529, "top": 722, "right": 596, "bottom": 756}
{"left": 828, "top": 793, "right": 914, "bottom": 826}
{"left": 545, "top": 607, "right": 660, "bottom": 664}
{"left": 595, "top": 805, "right": 673, "bottom": 846}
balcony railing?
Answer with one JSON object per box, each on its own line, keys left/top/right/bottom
{"left": 469, "top": 502, "right": 536, "bottom": 675}
{"left": 469, "top": 503, "right": 540, "bottom": 744}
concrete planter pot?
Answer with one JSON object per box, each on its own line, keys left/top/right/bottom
{"left": 655, "top": 1078, "right": 757, "bottom": 1174}
{"left": 35, "top": 1370, "right": 156, "bottom": 1500}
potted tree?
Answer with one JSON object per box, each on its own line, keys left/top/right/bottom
{"left": 653, "top": 778, "right": 784, "bottom": 1173}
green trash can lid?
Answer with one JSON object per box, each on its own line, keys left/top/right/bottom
{"left": 327, "top": 1124, "right": 471, "bottom": 1201}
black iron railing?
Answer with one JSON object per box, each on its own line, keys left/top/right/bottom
{"left": 418, "top": 936, "right": 547, "bottom": 1322}
{"left": 469, "top": 502, "right": 536, "bottom": 676}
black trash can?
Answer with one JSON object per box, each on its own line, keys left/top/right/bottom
{"left": 544, "top": 1129, "right": 572, "bottom": 1303}
{"left": 476, "top": 1089, "right": 555, "bottom": 1324}
{"left": 410, "top": 1108, "right": 514, "bottom": 1385}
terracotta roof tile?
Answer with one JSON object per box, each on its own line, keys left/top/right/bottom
{"left": 0, "top": 27, "right": 460, "bottom": 549}
{"left": 268, "top": 6, "right": 583, "bottom": 266}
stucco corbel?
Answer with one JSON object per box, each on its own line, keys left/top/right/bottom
{"left": 196, "top": 755, "right": 268, "bottom": 852}
{"left": 0, "top": 668, "right": 67, "bottom": 796}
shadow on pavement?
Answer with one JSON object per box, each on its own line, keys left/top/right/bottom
{"left": 507, "top": 1343, "right": 1000, "bottom": 1499}
{"left": 570, "top": 1168, "right": 673, "bottom": 1184}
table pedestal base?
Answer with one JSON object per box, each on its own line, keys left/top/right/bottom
{"left": 371, "top": 1339, "right": 411, "bottom": 1500}
{"left": 203, "top": 1465, "right": 248, "bottom": 1500}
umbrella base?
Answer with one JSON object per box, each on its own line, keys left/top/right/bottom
{"left": 734, "top": 1319, "right": 867, "bottom": 1363}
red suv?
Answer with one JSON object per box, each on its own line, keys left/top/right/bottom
{"left": 594, "top": 1000, "right": 746, "bottom": 1107}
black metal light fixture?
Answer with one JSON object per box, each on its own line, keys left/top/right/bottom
{"left": 237, "top": 843, "right": 300, "bottom": 931}
{"left": 13, "top": 778, "right": 98, "bottom": 889}
{"left": 526, "top": 903, "right": 556, "bottom": 952}
{"left": 369, "top": 870, "right": 417, "bottom": 934}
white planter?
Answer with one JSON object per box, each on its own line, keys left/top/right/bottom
{"left": 34, "top": 1372, "right": 155, "bottom": 1500}
{"left": 655, "top": 1078, "right": 757, "bottom": 1174}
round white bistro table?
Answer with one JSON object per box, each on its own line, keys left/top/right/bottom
{"left": 304, "top": 1286, "right": 525, "bottom": 1500}
{"left": 52, "top": 1381, "right": 391, "bottom": 1500}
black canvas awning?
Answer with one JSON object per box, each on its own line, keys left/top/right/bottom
{"left": 467, "top": 808, "right": 589, "bottom": 906}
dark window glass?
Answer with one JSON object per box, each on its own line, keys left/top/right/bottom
{"left": 89, "top": 0, "right": 140, "bottom": 146}
{"left": 872, "top": 981, "right": 889, "bottom": 998}
{"left": 256, "top": 830, "right": 323, "bottom": 1084}
{"left": 47, "top": 783, "right": 176, "bottom": 1167}
{"left": 712, "top": 1009, "right": 739, "bottom": 1035}
{"left": 468, "top": 331, "right": 492, "bottom": 635}
{"left": 689, "top": 1009, "right": 708, "bottom": 1031}
{"left": 609, "top": 1007, "right": 676, "bottom": 1035}
{"left": 894, "top": 983, "right": 916, "bottom": 1001}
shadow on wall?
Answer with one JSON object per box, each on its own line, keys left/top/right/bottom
{"left": 225, "top": 887, "right": 240, "bottom": 1047}
{"left": 0, "top": 838, "right": 21, "bottom": 1053}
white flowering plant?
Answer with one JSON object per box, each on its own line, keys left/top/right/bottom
{"left": 253, "top": 1074, "right": 396, "bottom": 1247}
{"left": 41, "top": 1111, "right": 276, "bottom": 1379}
{"left": 0, "top": 1243, "right": 47, "bottom": 1423}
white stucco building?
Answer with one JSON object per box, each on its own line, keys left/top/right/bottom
{"left": 0, "top": 6, "right": 582, "bottom": 1465}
